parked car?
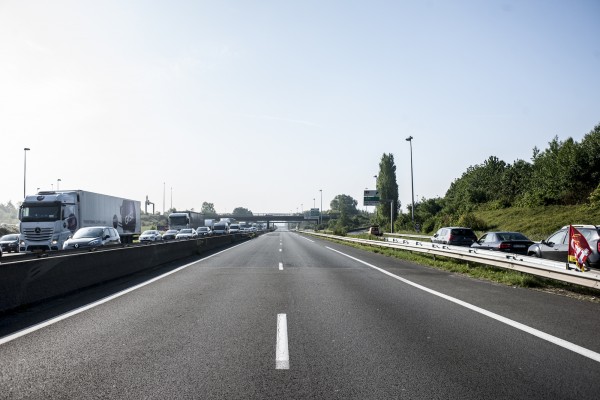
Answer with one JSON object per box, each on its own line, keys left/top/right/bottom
{"left": 62, "top": 226, "right": 121, "bottom": 250}
{"left": 175, "top": 228, "right": 196, "bottom": 240}
{"left": 196, "top": 227, "right": 212, "bottom": 237}
{"left": 139, "top": 230, "right": 163, "bottom": 242}
{"left": 528, "top": 225, "right": 600, "bottom": 270}
{"left": 368, "top": 225, "right": 382, "bottom": 236}
{"left": 0, "top": 233, "right": 20, "bottom": 253}
{"left": 162, "top": 229, "right": 179, "bottom": 240}
{"left": 471, "top": 231, "right": 534, "bottom": 255}
{"left": 432, "top": 227, "right": 477, "bottom": 247}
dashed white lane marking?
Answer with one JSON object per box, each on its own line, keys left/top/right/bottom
{"left": 326, "top": 246, "right": 600, "bottom": 364}
{"left": 0, "top": 242, "right": 251, "bottom": 346}
{"left": 279, "top": 262, "right": 283, "bottom": 271}
{"left": 276, "top": 313, "right": 290, "bottom": 369}
{"left": 279, "top": 248, "right": 282, "bottom": 252}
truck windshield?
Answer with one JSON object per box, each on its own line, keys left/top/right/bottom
{"left": 20, "top": 204, "right": 62, "bottom": 222}
{"left": 169, "top": 216, "right": 188, "bottom": 226}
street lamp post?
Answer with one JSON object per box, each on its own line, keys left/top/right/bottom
{"left": 406, "top": 136, "right": 415, "bottom": 227}
{"left": 319, "top": 189, "right": 323, "bottom": 226}
{"left": 23, "top": 148, "right": 30, "bottom": 198}
{"left": 57, "top": 178, "right": 61, "bottom": 190}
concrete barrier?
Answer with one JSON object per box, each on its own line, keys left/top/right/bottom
{"left": 0, "top": 234, "right": 245, "bottom": 313}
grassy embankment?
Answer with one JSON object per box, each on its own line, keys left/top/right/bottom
{"left": 320, "top": 205, "right": 600, "bottom": 301}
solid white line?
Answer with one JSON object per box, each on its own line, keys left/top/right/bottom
{"left": 0, "top": 241, "right": 251, "bottom": 346}
{"left": 299, "top": 235, "right": 315, "bottom": 243}
{"left": 326, "top": 246, "right": 600, "bottom": 364}
{"left": 276, "top": 313, "right": 289, "bottom": 369}
{"left": 279, "top": 262, "right": 283, "bottom": 271}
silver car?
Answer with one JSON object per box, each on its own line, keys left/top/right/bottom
{"left": 175, "top": 228, "right": 196, "bottom": 240}
{"left": 63, "top": 226, "right": 121, "bottom": 250}
{"left": 139, "top": 230, "right": 163, "bottom": 242}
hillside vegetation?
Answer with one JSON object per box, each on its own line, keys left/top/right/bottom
{"left": 392, "top": 123, "right": 600, "bottom": 236}
{"left": 472, "top": 205, "right": 600, "bottom": 240}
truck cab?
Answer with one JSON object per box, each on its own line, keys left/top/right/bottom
{"left": 19, "top": 192, "right": 79, "bottom": 252}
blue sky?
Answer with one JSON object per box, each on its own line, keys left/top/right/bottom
{"left": 1, "top": 0, "right": 599, "bottom": 215}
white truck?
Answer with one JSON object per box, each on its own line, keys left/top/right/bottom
{"left": 168, "top": 211, "right": 204, "bottom": 231}
{"left": 19, "top": 190, "right": 141, "bottom": 252}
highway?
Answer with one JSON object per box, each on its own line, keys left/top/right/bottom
{"left": 1, "top": 229, "right": 600, "bottom": 399}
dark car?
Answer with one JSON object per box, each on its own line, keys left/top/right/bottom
{"left": 432, "top": 227, "right": 477, "bottom": 247}
{"left": 162, "top": 229, "right": 179, "bottom": 240}
{"left": 528, "top": 225, "right": 600, "bottom": 270}
{"left": 62, "top": 226, "right": 121, "bottom": 250}
{"left": 471, "top": 231, "right": 534, "bottom": 255}
{"left": 368, "top": 225, "right": 382, "bottom": 236}
{"left": 0, "top": 234, "right": 20, "bottom": 253}
{"left": 196, "top": 227, "right": 212, "bottom": 237}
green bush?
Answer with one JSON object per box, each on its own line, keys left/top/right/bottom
{"left": 458, "top": 212, "right": 488, "bottom": 231}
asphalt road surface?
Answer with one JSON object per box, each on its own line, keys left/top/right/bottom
{"left": 1, "top": 229, "right": 599, "bottom": 399}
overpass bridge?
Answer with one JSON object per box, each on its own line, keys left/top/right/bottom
{"left": 214, "top": 213, "right": 333, "bottom": 228}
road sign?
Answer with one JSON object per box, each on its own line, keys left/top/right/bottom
{"left": 363, "top": 189, "right": 380, "bottom": 206}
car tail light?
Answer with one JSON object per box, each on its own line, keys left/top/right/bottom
{"left": 500, "top": 243, "right": 511, "bottom": 250}
{"left": 597, "top": 242, "right": 600, "bottom": 253}
{"left": 448, "top": 234, "right": 454, "bottom": 242}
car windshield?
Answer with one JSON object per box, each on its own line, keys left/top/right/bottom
{"left": 1, "top": 234, "right": 19, "bottom": 241}
{"left": 198, "top": 228, "right": 208, "bottom": 231}
{"left": 142, "top": 231, "right": 155, "bottom": 235}
{"left": 451, "top": 229, "right": 475, "bottom": 237}
{"left": 180, "top": 229, "right": 192, "bottom": 233}
{"left": 73, "top": 228, "right": 103, "bottom": 239}
{"left": 579, "top": 228, "right": 600, "bottom": 241}
{"left": 497, "top": 232, "right": 529, "bottom": 241}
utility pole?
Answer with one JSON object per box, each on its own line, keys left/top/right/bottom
{"left": 406, "top": 136, "right": 415, "bottom": 226}
{"left": 319, "top": 189, "right": 323, "bottom": 226}
{"left": 23, "top": 148, "right": 30, "bottom": 198}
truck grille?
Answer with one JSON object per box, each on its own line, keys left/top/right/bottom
{"left": 23, "top": 227, "right": 53, "bottom": 242}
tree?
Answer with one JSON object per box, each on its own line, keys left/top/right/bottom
{"left": 201, "top": 202, "right": 217, "bottom": 216}
{"left": 330, "top": 194, "right": 358, "bottom": 215}
{"left": 376, "top": 153, "right": 400, "bottom": 226}
{"left": 232, "top": 207, "right": 253, "bottom": 216}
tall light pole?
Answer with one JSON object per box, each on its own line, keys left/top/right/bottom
{"left": 23, "top": 148, "right": 30, "bottom": 198}
{"left": 406, "top": 136, "right": 415, "bottom": 226}
{"left": 57, "top": 178, "right": 61, "bottom": 190}
{"left": 163, "top": 182, "right": 165, "bottom": 214}
{"left": 319, "top": 189, "right": 323, "bottom": 226}
{"left": 170, "top": 187, "right": 173, "bottom": 210}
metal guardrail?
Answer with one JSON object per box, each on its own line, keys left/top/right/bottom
{"left": 305, "top": 232, "right": 600, "bottom": 289}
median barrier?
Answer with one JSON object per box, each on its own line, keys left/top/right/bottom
{"left": 0, "top": 234, "right": 247, "bottom": 313}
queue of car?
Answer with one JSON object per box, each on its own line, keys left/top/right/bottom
{"left": 430, "top": 225, "right": 599, "bottom": 270}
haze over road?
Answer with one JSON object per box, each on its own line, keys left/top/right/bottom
{"left": 1, "top": 230, "right": 599, "bottom": 399}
